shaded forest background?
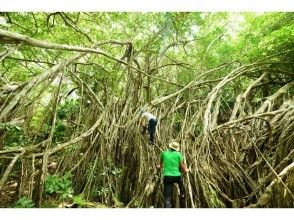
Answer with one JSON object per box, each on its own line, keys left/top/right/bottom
{"left": 0, "top": 12, "right": 293, "bottom": 208}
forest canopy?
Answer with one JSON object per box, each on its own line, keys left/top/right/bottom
{"left": 0, "top": 12, "right": 293, "bottom": 208}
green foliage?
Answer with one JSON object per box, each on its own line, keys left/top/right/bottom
{"left": 72, "top": 195, "right": 103, "bottom": 208}
{"left": 72, "top": 195, "right": 89, "bottom": 206}
{"left": 57, "top": 100, "right": 79, "bottom": 120}
{"left": 111, "top": 167, "right": 123, "bottom": 176}
{"left": 96, "top": 187, "right": 110, "bottom": 197}
{"left": 72, "top": 194, "right": 108, "bottom": 208}
{"left": 44, "top": 172, "right": 73, "bottom": 199}
{"left": 0, "top": 123, "right": 22, "bottom": 131}
{"left": 97, "top": 163, "right": 123, "bottom": 178}
{"left": 14, "top": 197, "right": 35, "bottom": 208}
{"left": 0, "top": 123, "right": 27, "bottom": 149}
{"left": 90, "top": 188, "right": 101, "bottom": 198}
{"left": 52, "top": 100, "right": 80, "bottom": 142}
{"left": 29, "top": 95, "right": 51, "bottom": 136}
{"left": 1, "top": 12, "right": 292, "bottom": 102}
{"left": 90, "top": 187, "right": 116, "bottom": 206}
{"left": 235, "top": 13, "right": 294, "bottom": 61}
{"left": 53, "top": 122, "right": 66, "bottom": 143}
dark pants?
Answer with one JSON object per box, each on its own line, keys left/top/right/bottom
{"left": 148, "top": 118, "right": 157, "bottom": 143}
{"left": 163, "top": 176, "right": 185, "bottom": 208}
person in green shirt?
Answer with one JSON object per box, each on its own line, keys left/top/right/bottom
{"left": 157, "top": 141, "right": 190, "bottom": 208}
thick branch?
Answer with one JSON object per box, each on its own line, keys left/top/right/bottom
{"left": 0, "top": 29, "right": 197, "bottom": 87}
{"left": 0, "top": 53, "right": 86, "bottom": 121}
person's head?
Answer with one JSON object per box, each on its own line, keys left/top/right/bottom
{"left": 169, "top": 141, "right": 180, "bottom": 151}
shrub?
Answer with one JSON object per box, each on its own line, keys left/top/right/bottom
{"left": 44, "top": 172, "right": 73, "bottom": 199}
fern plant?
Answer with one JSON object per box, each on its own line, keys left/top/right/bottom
{"left": 14, "top": 197, "right": 35, "bottom": 208}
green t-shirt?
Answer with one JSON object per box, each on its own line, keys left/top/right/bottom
{"left": 160, "top": 150, "right": 184, "bottom": 176}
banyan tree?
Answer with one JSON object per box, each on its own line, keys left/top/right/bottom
{"left": 0, "top": 12, "right": 293, "bottom": 208}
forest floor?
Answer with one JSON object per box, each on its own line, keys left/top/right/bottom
{"left": 0, "top": 180, "right": 18, "bottom": 207}
{"left": 0, "top": 182, "right": 107, "bottom": 208}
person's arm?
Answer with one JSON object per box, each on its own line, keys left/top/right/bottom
{"left": 156, "top": 163, "right": 162, "bottom": 170}
{"left": 180, "top": 160, "right": 189, "bottom": 173}
{"left": 139, "top": 116, "right": 143, "bottom": 126}
{"left": 139, "top": 115, "right": 146, "bottom": 127}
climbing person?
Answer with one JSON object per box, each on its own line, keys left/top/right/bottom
{"left": 157, "top": 141, "right": 190, "bottom": 208}
{"left": 139, "top": 109, "right": 157, "bottom": 144}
